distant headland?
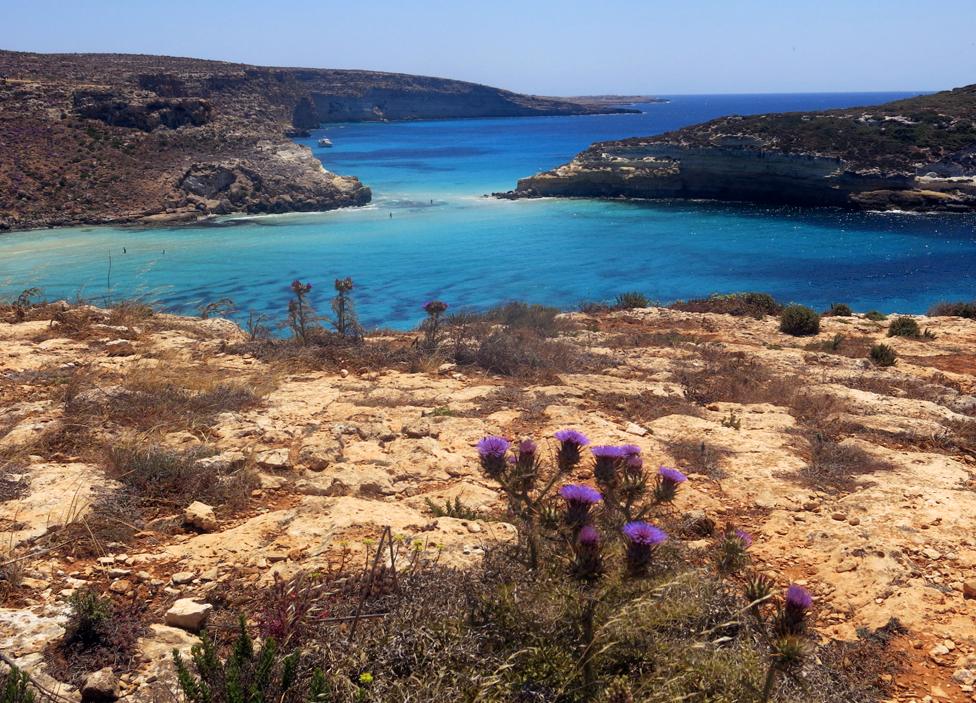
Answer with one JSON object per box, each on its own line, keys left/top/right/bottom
{"left": 0, "top": 50, "right": 631, "bottom": 232}
{"left": 503, "top": 86, "right": 976, "bottom": 212}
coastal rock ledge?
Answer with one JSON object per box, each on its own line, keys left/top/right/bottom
{"left": 504, "top": 85, "right": 976, "bottom": 212}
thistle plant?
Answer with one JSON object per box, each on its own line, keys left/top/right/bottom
{"left": 332, "top": 277, "right": 361, "bottom": 340}
{"left": 760, "top": 584, "right": 814, "bottom": 702}
{"left": 622, "top": 521, "right": 668, "bottom": 576}
{"left": 559, "top": 484, "right": 602, "bottom": 529}
{"left": 476, "top": 431, "right": 581, "bottom": 568}
{"left": 287, "top": 279, "right": 314, "bottom": 345}
{"left": 716, "top": 527, "right": 753, "bottom": 573}
{"left": 653, "top": 466, "right": 688, "bottom": 504}
{"left": 421, "top": 299, "right": 448, "bottom": 351}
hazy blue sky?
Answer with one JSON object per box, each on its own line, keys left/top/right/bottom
{"left": 4, "top": 0, "right": 975, "bottom": 95}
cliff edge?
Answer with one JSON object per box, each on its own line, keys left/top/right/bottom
{"left": 506, "top": 85, "right": 976, "bottom": 212}
{"left": 0, "top": 51, "right": 627, "bottom": 231}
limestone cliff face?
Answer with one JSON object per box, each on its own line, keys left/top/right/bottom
{"left": 0, "top": 51, "right": 621, "bottom": 231}
{"left": 509, "top": 86, "right": 976, "bottom": 212}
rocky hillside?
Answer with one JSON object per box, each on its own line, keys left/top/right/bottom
{"left": 0, "top": 51, "right": 626, "bottom": 231}
{"left": 1, "top": 300, "right": 975, "bottom": 700}
{"left": 506, "top": 85, "right": 976, "bottom": 212}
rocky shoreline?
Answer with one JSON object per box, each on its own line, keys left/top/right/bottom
{"left": 503, "top": 85, "right": 976, "bottom": 212}
{"left": 0, "top": 51, "right": 627, "bottom": 232}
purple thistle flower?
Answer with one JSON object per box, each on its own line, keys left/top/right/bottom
{"left": 559, "top": 483, "right": 602, "bottom": 527}
{"left": 654, "top": 466, "right": 688, "bottom": 503}
{"left": 619, "top": 444, "right": 642, "bottom": 457}
{"left": 785, "top": 584, "right": 812, "bottom": 611}
{"left": 512, "top": 437, "right": 538, "bottom": 486}
{"left": 573, "top": 525, "right": 603, "bottom": 581}
{"left": 559, "top": 484, "right": 602, "bottom": 505}
{"left": 622, "top": 521, "right": 667, "bottom": 576}
{"left": 658, "top": 466, "right": 688, "bottom": 484}
{"left": 592, "top": 445, "right": 628, "bottom": 488}
{"left": 734, "top": 529, "right": 753, "bottom": 549}
{"left": 578, "top": 525, "right": 600, "bottom": 546}
{"left": 622, "top": 521, "right": 668, "bottom": 546}
{"left": 476, "top": 435, "right": 510, "bottom": 478}
{"left": 779, "top": 584, "right": 814, "bottom": 636}
{"left": 555, "top": 429, "right": 590, "bottom": 471}
{"left": 423, "top": 300, "right": 448, "bottom": 315}
{"left": 555, "top": 429, "right": 590, "bottom": 446}
{"left": 518, "top": 438, "right": 537, "bottom": 455}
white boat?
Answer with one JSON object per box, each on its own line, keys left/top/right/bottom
{"left": 317, "top": 138, "right": 333, "bottom": 147}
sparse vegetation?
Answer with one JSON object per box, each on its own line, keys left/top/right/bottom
{"left": 779, "top": 304, "right": 820, "bottom": 336}
{"left": 887, "top": 316, "right": 920, "bottom": 338}
{"left": 863, "top": 310, "right": 888, "bottom": 322}
{"left": 928, "top": 300, "right": 976, "bottom": 319}
{"left": 869, "top": 343, "right": 898, "bottom": 367}
{"left": 614, "top": 291, "right": 650, "bottom": 309}
{"left": 825, "top": 303, "right": 852, "bottom": 316}
{"left": 671, "top": 292, "right": 782, "bottom": 318}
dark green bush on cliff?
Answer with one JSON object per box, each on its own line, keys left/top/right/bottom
{"left": 864, "top": 310, "right": 888, "bottom": 322}
{"left": 614, "top": 291, "right": 650, "bottom": 310}
{"left": 870, "top": 344, "right": 897, "bottom": 367}
{"left": 671, "top": 292, "right": 783, "bottom": 318}
{"left": 779, "top": 305, "right": 821, "bottom": 336}
{"left": 825, "top": 303, "right": 852, "bottom": 317}
{"left": 928, "top": 300, "right": 976, "bottom": 319}
{"left": 887, "top": 316, "right": 920, "bottom": 338}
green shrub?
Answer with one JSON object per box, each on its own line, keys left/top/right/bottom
{"left": 887, "top": 316, "right": 920, "bottom": 338}
{"left": 864, "top": 310, "right": 888, "bottom": 321}
{"left": 779, "top": 305, "right": 821, "bottom": 336}
{"left": 485, "top": 301, "right": 565, "bottom": 337}
{"left": 928, "top": 300, "right": 976, "bottom": 319}
{"left": 63, "top": 589, "right": 112, "bottom": 647}
{"left": 174, "top": 619, "right": 323, "bottom": 703}
{"left": 826, "top": 303, "right": 852, "bottom": 316}
{"left": 0, "top": 667, "right": 35, "bottom": 703}
{"left": 671, "top": 292, "right": 782, "bottom": 318}
{"left": 869, "top": 343, "right": 897, "bottom": 367}
{"left": 614, "top": 291, "right": 650, "bottom": 310}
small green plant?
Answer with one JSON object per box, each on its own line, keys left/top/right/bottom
{"left": 779, "top": 304, "right": 820, "bottom": 336}
{"left": 0, "top": 667, "right": 36, "bottom": 703}
{"left": 614, "top": 291, "right": 650, "bottom": 310}
{"left": 721, "top": 409, "right": 742, "bottom": 430}
{"left": 424, "top": 496, "right": 484, "bottom": 520}
{"left": 63, "top": 588, "right": 111, "bottom": 647}
{"left": 826, "top": 303, "right": 852, "bottom": 316}
{"left": 869, "top": 343, "right": 897, "bottom": 367}
{"left": 887, "top": 316, "right": 920, "bottom": 338}
{"left": 174, "top": 618, "right": 324, "bottom": 703}
{"left": 428, "top": 406, "right": 456, "bottom": 417}
{"left": 864, "top": 310, "right": 888, "bottom": 321}
{"left": 671, "top": 292, "right": 782, "bottom": 318}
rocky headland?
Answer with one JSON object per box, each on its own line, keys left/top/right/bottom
{"left": 0, "top": 51, "right": 629, "bottom": 231}
{"left": 1, "top": 298, "right": 975, "bottom": 700}
{"left": 505, "top": 85, "right": 976, "bottom": 212}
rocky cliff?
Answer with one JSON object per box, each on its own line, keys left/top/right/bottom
{"left": 0, "top": 51, "right": 626, "bottom": 231}
{"left": 507, "top": 85, "right": 976, "bottom": 212}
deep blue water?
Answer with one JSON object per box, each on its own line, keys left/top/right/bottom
{"left": 2, "top": 92, "right": 975, "bottom": 329}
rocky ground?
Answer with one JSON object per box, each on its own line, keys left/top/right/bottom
{"left": 1, "top": 303, "right": 975, "bottom": 701}
{"left": 504, "top": 85, "right": 976, "bottom": 211}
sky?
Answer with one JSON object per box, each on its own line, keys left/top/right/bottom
{"left": 3, "top": 0, "right": 975, "bottom": 95}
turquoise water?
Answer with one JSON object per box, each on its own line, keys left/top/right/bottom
{"left": 2, "top": 92, "right": 975, "bottom": 329}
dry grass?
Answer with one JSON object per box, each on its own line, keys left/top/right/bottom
{"left": 663, "top": 438, "right": 730, "bottom": 479}
{"left": 592, "top": 391, "right": 704, "bottom": 425}
{"left": 789, "top": 431, "right": 894, "bottom": 494}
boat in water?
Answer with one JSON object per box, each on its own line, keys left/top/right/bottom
{"left": 317, "top": 137, "right": 333, "bottom": 147}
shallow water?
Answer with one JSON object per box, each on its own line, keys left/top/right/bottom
{"left": 3, "top": 92, "right": 975, "bottom": 329}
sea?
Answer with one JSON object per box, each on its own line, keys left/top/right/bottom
{"left": 2, "top": 92, "right": 975, "bottom": 330}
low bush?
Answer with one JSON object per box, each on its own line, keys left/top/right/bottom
{"left": 614, "top": 291, "right": 650, "bottom": 309}
{"left": 864, "top": 310, "right": 888, "bottom": 321}
{"left": 825, "top": 303, "right": 852, "bottom": 316}
{"left": 869, "top": 343, "right": 897, "bottom": 367}
{"left": 928, "top": 300, "right": 976, "bottom": 319}
{"left": 779, "top": 304, "right": 821, "bottom": 336}
{"left": 0, "top": 667, "right": 35, "bottom": 703}
{"left": 485, "top": 300, "right": 567, "bottom": 337}
{"left": 106, "top": 443, "right": 256, "bottom": 513}
{"left": 887, "top": 316, "right": 920, "bottom": 338}
{"left": 671, "top": 291, "right": 783, "bottom": 318}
